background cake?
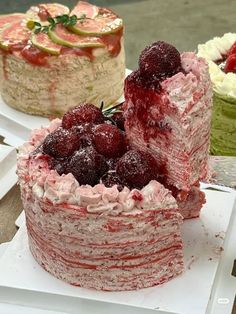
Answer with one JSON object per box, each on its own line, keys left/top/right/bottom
{"left": 198, "top": 33, "right": 236, "bottom": 156}
{"left": 0, "top": 1, "right": 125, "bottom": 117}
{"left": 17, "top": 104, "right": 184, "bottom": 291}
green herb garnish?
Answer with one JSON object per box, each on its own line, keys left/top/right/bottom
{"left": 27, "top": 14, "right": 82, "bottom": 34}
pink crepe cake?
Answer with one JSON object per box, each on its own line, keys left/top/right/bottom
{"left": 17, "top": 41, "right": 212, "bottom": 291}
{"left": 124, "top": 42, "right": 212, "bottom": 219}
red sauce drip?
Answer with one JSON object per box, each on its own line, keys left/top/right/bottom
{"left": 132, "top": 191, "right": 143, "bottom": 202}
{"left": 124, "top": 70, "right": 174, "bottom": 142}
{"left": 61, "top": 47, "right": 95, "bottom": 61}
{"left": 1, "top": 52, "right": 8, "bottom": 80}
{"left": 48, "top": 81, "right": 57, "bottom": 114}
{"left": 21, "top": 45, "right": 50, "bottom": 66}
{"left": 101, "top": 28, "right": 123, "bottom": 57}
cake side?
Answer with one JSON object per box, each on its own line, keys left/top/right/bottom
{"left": 0, "top": 2, "right": 125, "bottom": 117}
{"left": 17, "top": 121, "right": 184, "bottom": 291}
{"left": 0, "top": 43, "right": 125, "bottom": 116}
{"left": 124, "top": 52, "right": 212, "bottom": 191}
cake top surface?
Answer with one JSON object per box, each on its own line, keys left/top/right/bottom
{"left": 0, "top": 1, "right": 123, "bottom": 65}
{"left": 198, "top": 33, "right": 236, "bottom": 98}
{"left": 17, "top": 116, "right": 178, "bottom": 214}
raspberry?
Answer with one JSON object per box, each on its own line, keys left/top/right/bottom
{"left": 139, "top": 41, "right": 182, "bottom": 80}
{"left": 228, "top": 42, "right": 236, "bottom": 56}
{"left": 42, "top": 127, "right": 80, "bottom": 158}
{"left": 106, "top": 158, "right": 119, "bottom": 170}
{"left": 93, "top": 124, "right": 126, "bottom": 158}
{"left": 101, "top": 171, "right": 123, "bottom": 191}
{"left": 224, "top": 54, "right": 236, "bottom": 73}
{"left": 62, "top": 103, "right": 104, "bottom": 129}
{"left": 48, "top": 157, "right": 67, "bottom": 175}
{"left": 111, "top": 111, "right": 125, "bottom": 131}
{"left": 64, "top": 146, "right": 107, "bottom": 186}
{"left": 116, "top": 150, "right": 158, "bottom": 189}
{"left": 72, "top": 123, "right": 95, "bottom": 148}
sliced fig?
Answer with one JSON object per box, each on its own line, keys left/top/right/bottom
{"left": 70, "top": 1, "right": 99, "bottom": 19}
{"left": 26, "top": 3, "right": 70, "bottom": 22}
{"left": 31, "top": 32, "right": 61, "bottom": 55}
{"left": 69, "top": 16, "right": 123, "bottom": 36}
{"left": 48, "top": 24, "right": 104, "bottom": 48}
{"left": 0, "top": 13, "right": 25, "bottom": 29}
{"left": 0, "top": 21, "right": 30, "bottom": 51}
{"left": 69, "top": 7, "right": 122, "bottom": 36}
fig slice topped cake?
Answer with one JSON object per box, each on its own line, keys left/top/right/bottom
{"left": 0, "top": 1, "right": 125, "bottom": 117}
{"left": 124, "top": 41, "right": 213, "bottom": 219}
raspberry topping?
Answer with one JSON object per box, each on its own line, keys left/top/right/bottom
{"left": 101, "top": 171, "right": 123, "bottom": 191}
{"left": 139, "top": 41, "right": 182, "bottom": 81}
{"left": 93, "top": 124, "right": 126, "bottom": 158}
{"left": 224, "top": 54, "right": 236, "bottom": 73}
{"left": 62, "top": 103, "right": 104, "bottom": 129}
{"left": 42, "top": 127, "right": 80, "bottom": 158}
{"left": 116, "top": 150, "right": 158, "bottom": 189}
{"left": 64, "top": 146, "right": 107, "bottom": 186}
{"left": 228, "top": 42, "right": 236, "bottom": 56}
{"left": 72, "top": 123, "right": 95, "bottom": 147}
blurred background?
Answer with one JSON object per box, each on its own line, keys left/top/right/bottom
{"left": 1, "top": 0, "right": 235, "bottom": 70}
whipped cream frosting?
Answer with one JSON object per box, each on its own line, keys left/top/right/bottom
{"left": 17, "top": 120, "right": 178, "bottom": 214}
{"left": 197, "top": 33, "right": 236, "bottom": 98}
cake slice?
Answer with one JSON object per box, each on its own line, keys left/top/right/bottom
{"left": 17, "top": 104, "right": 184, "bottom": 291}
{"left": 124, "top": 42, "right": 212, "bottom": 218}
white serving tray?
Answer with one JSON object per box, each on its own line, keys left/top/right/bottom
{"left": 0, "top": 69, "right": 131, "bottom": 148}
{"left": 0, "top": 190, "right": 235, "bottom": 314}
{"left": 0, "top": 144, "right": 17, "bottom": 199}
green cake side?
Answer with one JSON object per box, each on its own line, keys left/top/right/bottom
{"left": 210, "top": 93, "right": 236, "bottom": 156}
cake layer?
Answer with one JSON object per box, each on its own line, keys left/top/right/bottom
{"left": 0, "top": 44, "right": 125, "bottom": 117}
{"left": 124, "top": 52, "right": 213, "bottom": 191}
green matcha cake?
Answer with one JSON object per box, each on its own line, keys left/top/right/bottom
{"left": 198, "top": 33, "right": 236, "bottom": 156}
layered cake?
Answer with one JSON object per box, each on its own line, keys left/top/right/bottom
{"left": 198, "top": 33, "right": 236, "bottom": 156}
{"left": 18, "top": 103, "right": 184, "bottom": 291}
{"left": 17, "top": 41, "right": 212, "bottom": 290}
{"left": 0, "top": 1, "right": 125, "bottom": 117}
{"left": 124, "top": 42, "right": 212, "bottom": 218}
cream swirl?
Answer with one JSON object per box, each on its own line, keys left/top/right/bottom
{"left": 197, "top": 33, "right": 236, "bottom": 98}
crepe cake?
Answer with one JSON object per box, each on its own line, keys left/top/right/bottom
{"left": 198, "top": 33, "right": 236, "bottom": 156}
{"left": 124, "top": 41, "right": 213, "bottom": 219}
{"left": 17, "top": 102, "right": 184, "bottom": 291}
{"left": 0, "top": 1, "right": 125, "bottom": 117}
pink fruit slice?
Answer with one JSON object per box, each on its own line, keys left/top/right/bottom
{"left": 70, "top": 1, "right": 99, "bottom": 19}
{"left": 0, "top": 21, "right": 31, "bottom": 50}
{"left": 0, "top": 13, "right": 25, "bottom": 29}
{"left": 69, "top": 8, "right": 123, "bottom": 36}
{"left": 48, "top": 24, "right": 104, "bottom": 48}
{"left": 26, "top": 3, "right": 70, "bottom": 22}
{"left": 31, "top": 32, "right": 61, "bottom": 55}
